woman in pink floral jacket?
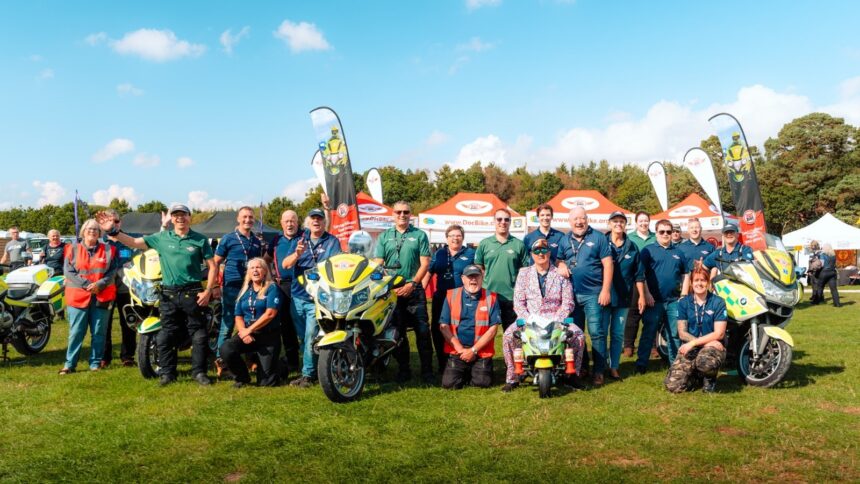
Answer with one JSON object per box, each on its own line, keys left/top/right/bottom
{"left": 501, "top": 238, "right": 585, "bottom": 392}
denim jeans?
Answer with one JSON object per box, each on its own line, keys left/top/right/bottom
{"left": 65, "top": 299, "right": 110, "bottom": 370}
{"left": 574, "top": 293, "right": 610, "bottom": 374}
{"left": 639, "top": 299, "right": 680, "bottom": 367}
{"left": 217, "top": 282, "right": 242, "bottom": 358}
{"left": 291, "top": 297, "right": 318, "bottom": 379}
{"left": 607, "top": 306, "right": 629, "bottom": 370}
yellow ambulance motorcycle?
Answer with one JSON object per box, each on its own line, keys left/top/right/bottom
{"left": 298, "top": 231, "right": 406, "bottom": 403}
{"left": 121, "top": 249, "right": 221, "bottom": 378}
{"left": 0, "top": 264, "right": 64, "bottom": 359}
{"left": 712, "top": 245, "right": 800, "bottom": 387}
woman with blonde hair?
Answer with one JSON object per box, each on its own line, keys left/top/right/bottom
{"left": 219, "top": 257, "right": 282, "bottom": 387}
{"left": 815, "top": 243, "right": 842, "bottom": 307}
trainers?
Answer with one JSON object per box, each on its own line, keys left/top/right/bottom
{"left": 702, "top": 377, "right": 717, "bottom": 393}
{"left": 290, "top": 376, "right": 315, "bottom": 388}
{"left": 159, "top": 374, "right": 176, "bottom": 386}
{"left": 608, "top": 369, "right": 623, "bottom": 381}
{"left": 501, "top": 381, "right": 519, "bottom": 393}
{"left": 193, "top": 373, "right": 212, "bottom": 386}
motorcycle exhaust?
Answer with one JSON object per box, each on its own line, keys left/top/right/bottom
{"left": 513, "top": 348, "right": 524, "bottom": 375}
{"left": 564, "top": 348, "right": 576, "bottom": 375}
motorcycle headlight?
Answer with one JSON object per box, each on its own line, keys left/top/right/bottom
{"left": 351, "top": 287, "right": 369, "bottom": 306}
{"left": 318, "top": 289, "right": 331, "bottom": 306}
{"left": 724, "top": 263, "right": 758, "bottom": 289}
{"left": 131, "top": 279, "right": 159, "bottom": 305}
{"left": 331, "top": 290, "right": 353, "bottom": 314}
{"left": 760, "top": 278, "right": 799, "bottom": 306}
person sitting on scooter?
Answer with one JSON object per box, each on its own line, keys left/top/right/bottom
{"left": 501, "top": 238, "right": 582, "bottom": 393}
{"left": 664, "top": 263, "right": 727, "bottom": 393}
{"left": 703, "top": 223, "right": 753, "bottom": 278}
{"left": 220, "top": 257, "right": 281, "bottom": 388}
{"left": 438, "top": 264, "right": 500, "bottom": 389}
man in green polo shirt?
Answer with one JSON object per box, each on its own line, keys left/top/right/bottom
{"left": 98, "top": 204, "right": 217, "bottom": 387}
{"left": 475, "top": 208, "right": 528, "bottom": 330}
{"left": 373, "top": 200, "right": 433, "bottom": 383}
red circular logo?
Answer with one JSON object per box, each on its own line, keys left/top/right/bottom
{"left": 743, "top": 210, "right": 756, "bottom": 224}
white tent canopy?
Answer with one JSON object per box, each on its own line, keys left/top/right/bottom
{"left": 782, "top": 213, "right": 860, "bottom": 250}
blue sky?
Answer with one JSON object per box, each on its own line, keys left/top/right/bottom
{"left": 1, "top": 0, "right": 859, "bottom": 209}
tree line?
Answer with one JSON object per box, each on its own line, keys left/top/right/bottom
{"left": 2, "top": 113, "right": 857, "bottom": 237}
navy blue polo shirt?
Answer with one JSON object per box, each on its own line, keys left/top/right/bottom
{"left": 439, "top": 289, "right": 501, "bottom": 347}
{"left": 43, "top": 242, "right": 67, "bottom": 274}
{"left": 429, "top": 245, "right": 476, "bottom": 297}
{"left": 607, "top": 233, "right": 645, "bottom": 307}
{"left": 702, "top": 243, "right": 753, "bottom": 272}
{"left": 215, "top": 231, "right": 263, "bottom": 285}
{"left": 293, "top": 231, "right": 342, "bottom": 301}
{"left": 677, "top": 292, "right": 727, "bottom": 337}
{"left": 641, "top": 242, "right": 688, "bottom": 302}
{"left": 523, "top": 227, "right": 566, "bottom": 264}
{"left": 558, "top": 226, "right": 612, "bottom": 295}
{"left": 234, "top": 284, "right": 280, "bottom": 329}
{"left": 678, "top": 238, "right": 716, "bottom": 272}
{"left": 267, "top": 232, "right": 301, "bottom": 282}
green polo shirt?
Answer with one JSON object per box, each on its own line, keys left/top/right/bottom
{"left": 374, "top": 225, "right": 430, "bottom": 280}
{"left": 143, "top": 229, "right": 214, "bottom": 287}
{"left": 628, "top": 230, "right": 656, "bottom": 251}
{"left": 474, "top": 234, "right": 528, "bottom": 302}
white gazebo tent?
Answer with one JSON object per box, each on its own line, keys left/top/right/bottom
{"left": 782, "top": 213, "right": 860, "bottom": 250}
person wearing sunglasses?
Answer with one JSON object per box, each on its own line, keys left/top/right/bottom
{"left": 423, "top": 224, "right": 475, "bottom": 374}
{"left": 556, "top": 207, "right": 613, "bottom": 385}
{"left": 523, "top": 203, "right": 565, "bottom": 263}
{"left": 638, "top": 219, "right": 690, "bottom": 373}
{"left": 97, "top": 204, "right": 218, "bottom": 386}
{"left": 373, "top": 200, "right": 433, "bottom": 384}
{"left": 501, "top": 238, "right": 582, "bottom": 392}
{"left": 474, "top": 208, "right": 529, "bottom": 331}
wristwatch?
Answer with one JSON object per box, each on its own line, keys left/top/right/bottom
{"left": 410, "top": 281, "right": 419, "bottom": 288}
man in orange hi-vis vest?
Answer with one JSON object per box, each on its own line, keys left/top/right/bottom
{"left": 438, "top": 264, "right": 501, "bottom": 389}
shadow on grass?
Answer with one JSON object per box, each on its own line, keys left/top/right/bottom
{"left": 774, "top": 361, "right": 845, "bottom": 389}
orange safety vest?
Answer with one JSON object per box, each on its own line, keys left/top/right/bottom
{"left": 443, "top": 287, "right": 497, "bottom": 358}
{"left": 64, "top": 241, "right": 116, "bottom": 309}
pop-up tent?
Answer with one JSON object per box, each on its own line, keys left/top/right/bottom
{"left": 121, "top": 213, "right": 169, "bottom": 236}
{"left": 783, "top": 213, "right": 860, "bottom": 250}
{"left": 356, "top": 192, "right": 395, "bottom": 233}
{"left": 418, "top": 192, "right": 525, "bottom": 244}
{"left": 192, "top": 211, "right": 281, "bottom": 241}
{"left": 525, "top": 190, "right": 632, "bottom": 233}
{"left": 650, "top": 193, "right": 727, "bottom": 236}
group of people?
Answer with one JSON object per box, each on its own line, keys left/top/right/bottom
{"left": 6, "top": 198, "right": 766, "bottom": 394}
{"left": 807, "top": 240, "right": 842, "bottom": 307}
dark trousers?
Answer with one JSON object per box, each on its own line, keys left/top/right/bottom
{"left": 441, "top": 355, "right": 493, "bottom": 389}
{"left": 808, "top": 272, "right": 821, "bottom": 303}
{"left": 393, "top": 285, "right": 432, "bottom": 378}
{"left": 430, "top": 292, "right": 448, "bottom": 372}
{"left": 815, "top": 269, "right": 841, "bottom": 306}
{"left": 499, "top": 300, "right": 517, "bottom": 331}
{"left": 157, "top": 286, "right": 209, "bottom": 378}
{"left": 104, "top": 290, "right": 136, "bottom": 363}
{"left": 624, "top": 296, "right": 643, "bottom": 349}
{"left": 220, "top": 328, "right": 281, "bottom": 386}
{"left": 277, "top": 281, "right": 300, "bottom": 369}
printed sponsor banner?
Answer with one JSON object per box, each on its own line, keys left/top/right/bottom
{"left": 365, "top": 168, "right": 383, "bottom": 204}
{"left": 310, "top": 107, "right": 360, "bottom": 249}
{"left": 525, "top": 213, "right": 633, "bottom": 232}
{"left": 646, "top": 161, "right": 669, "bottom": 212}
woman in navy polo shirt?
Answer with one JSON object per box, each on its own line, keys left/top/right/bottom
{"left": 220, "top": 257, "right": 281, "bottom": 387}
{"left": 664, "top": 264, "right": 727, "bottom": 393}
{"left": 423, "top": 224, "right": 475, "bottom": 373}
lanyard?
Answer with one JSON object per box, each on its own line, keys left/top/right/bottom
{"left": 247, "top": 288, "right": 258, "bottom": 324}
{"left": 234, "top": 230, "right": 252, "bottom": 262}
{"left": 307, "top": 234, "right": 324, "bottom": 265}
{"left": 693, "top": 296, "right": 707, "bottom": 334}
{"left": 569, "top": 234, "right": 586, "bottom": 268}
{"left": 444, "top": 247, "right": 461, "bottom": 279}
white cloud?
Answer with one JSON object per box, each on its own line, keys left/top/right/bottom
{"left": 92, "top": 185, "right": 140, "bottom": 206}
{"left": 220, "top": 26, "right": 250, "bottom": 54}
{"left": 426, "top": 130, "right": 449, "bottom": 147}
{"left": 186, "top": 190, "right": 248, "bottom": 211}
{"left": 132, "top": 153, "right": 160, "bottom": 168}
{"left": 92, "top": 138, "right": 135, "bottom": 163}
{"left": 116, "top": 83, "right": 144, "bottom": 96}
{"left": 33, "top": 181, "right": 66, "bottom": 207}
{"left": 85, "top": 32, "right": 107, "bottom": 46}
{"left": 466, "top": 0, "right": 501, "bottom": 10}
{"left": 111, "top": 29, "right": 206, "bottom": 62}
{"left": 274, "top": 20, "right": 331, "bottom": 53}
{"left": 29, "top": 54, "right": 43, "bottom": 62}
{"left": 37, "top": 68, "right": 54, "bottom": 80}
{"left": 177, "top": 156, "right": 194, "bottom": 168}
{"left": 456, "top": 37, "right": 495, "bottom": 53}
{"left": 453, "top": 135, "right": 508, "bottom": 168}
{"left": 283, "top": 178, "right": 320, "bottom": 202}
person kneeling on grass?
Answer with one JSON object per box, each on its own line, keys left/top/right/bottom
{"left": 220, "top": 258, "right": 282, "bottom": 388}
{"left": 664, "top": 264, "right": 727, "bottom": 394}
{"left": 438, "top": 265, "right": 500, "bottom": 389}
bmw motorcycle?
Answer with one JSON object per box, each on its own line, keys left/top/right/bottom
{"left": 0, "top": 264, "right": 64, "bottom": 358}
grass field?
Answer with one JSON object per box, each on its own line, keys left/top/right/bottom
{"left": 0, "top": 294, "right": 857, "bottom": 482}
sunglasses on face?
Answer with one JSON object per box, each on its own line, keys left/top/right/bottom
{"left": 532, "top": 248, "right": 549, "bottom": 255}
{"left": 394, "top": 210, "right": 410, "bottom": 215}
{"left": 496, "top": 217, "right": 511, "bottom": 222}
{"left": 657, "top": 230, "right": 672, "bottom": 235}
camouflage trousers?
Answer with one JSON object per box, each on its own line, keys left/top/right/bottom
{"left": 664, "top": 346, "right": 726, "bottom": 393}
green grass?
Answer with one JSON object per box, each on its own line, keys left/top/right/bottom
{"left": 1, "top": 296, "right": 858, "bottom": 482}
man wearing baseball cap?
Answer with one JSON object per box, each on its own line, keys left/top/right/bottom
{"left": 97, "top": 203, "right": 217, "bottom": 386}
{"left": 702, "top": 223, "right": 753, "bottom": 278}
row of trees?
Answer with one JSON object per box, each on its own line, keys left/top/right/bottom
{"left": 2, "top": 113, "right": 857, "bottom": 237}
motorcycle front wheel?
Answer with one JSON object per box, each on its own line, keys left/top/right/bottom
{"left": 538, "top": 368, "right": 552, "bottom": 399}
{"left": 11, "top": 319, "right": 51, "bottom": 355}
{"left": 738, "top": 338, "right": 792, "bottom": 388}
{"left": 137, "top": 332, "right": 160, "bottom": 379}
{"left": 319, "top": 343, "right": 366, "bottom": 403}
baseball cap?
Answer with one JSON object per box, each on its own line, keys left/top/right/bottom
{"left": 308, "top": 208, "right": 326, "bottom": 218}
{"left": 168, "top": 203, "right": 191, "bottom": 215}
{"left": 672, "top": 224, "right": 681, "bottom": 232}
{"left": 608, "top": 210, "right": 626, "bottom": 221}
{"left": 722, "top": 223, "right": 739, "bottom": 233}
{"left": 462, "top": 264, "right": 482, "bottom": 277}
